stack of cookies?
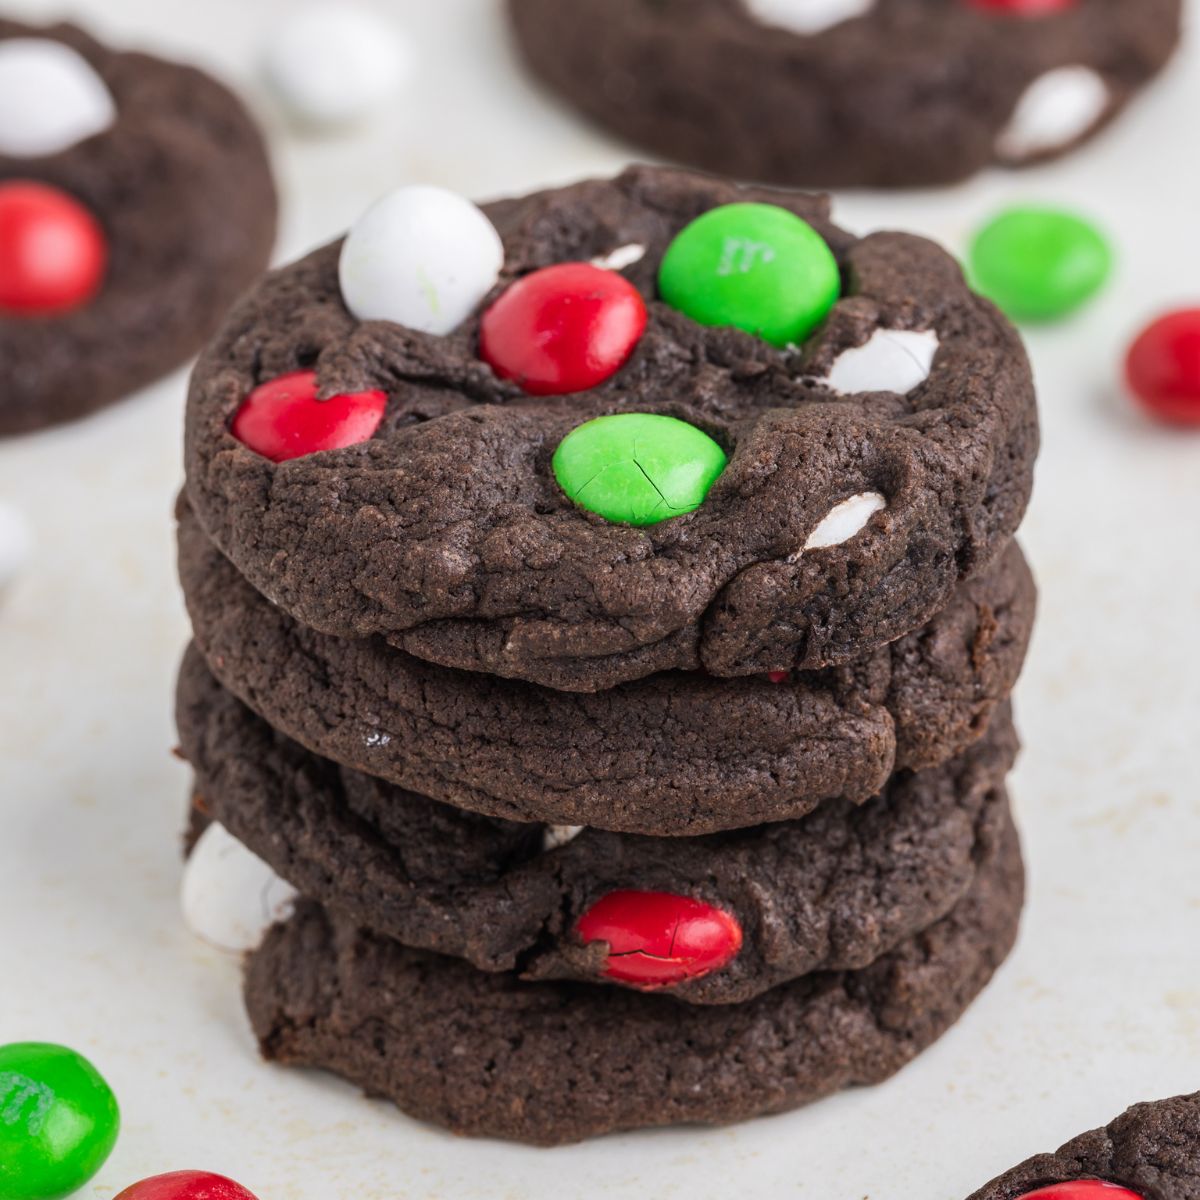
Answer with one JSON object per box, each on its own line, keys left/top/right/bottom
{"left": 176, "top": 165, "right": 1039, "bottom": 1145}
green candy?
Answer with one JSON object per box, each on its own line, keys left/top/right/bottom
{"left": 658, "top": 202, "right": 840, "bottom": 347}
{"left": 553, "top": 413, "right": 727, "bottom": 527}
{"left": 968, "top": 205, "right": 1112, "bottom": 323}
{"left": 0, "top": 1043, "right": 120, "bottom": 1200}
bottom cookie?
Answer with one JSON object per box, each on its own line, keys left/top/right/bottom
{"left": 244, "top": 812, "right": 1024, "bottom": 1145}
{"left": 966, "top": 1092, "right": 1200, "bottom": 1200}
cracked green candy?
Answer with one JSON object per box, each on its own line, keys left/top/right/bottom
{"left": 553, "top": 413, "right": 727, "bottom": 526}
{"left": 0, "top": 1042, "right": 120, "bottom": 1200}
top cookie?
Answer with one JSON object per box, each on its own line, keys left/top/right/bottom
{"left": 509, "top": 0, "right": 1182, "bottom": 189}
{"left": 0, "top": 19, "right": 277, "bottom": 435}
{"left": 185, "top": 165, "right": 1037, "bottom": 692}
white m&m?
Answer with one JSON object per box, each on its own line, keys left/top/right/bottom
{"left": 743, "top": 0, "right": 875, "bottom": 36}
{"left": 995, "top": 66, "right": 1110, "bottom": 162}
{"left": 0, "top": 38, "right": 115, "bottom": 158}
{"left": 339, "top": 184, "right": 504, "bottom": 336}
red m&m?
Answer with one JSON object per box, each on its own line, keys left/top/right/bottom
{"left": 0, "top": 181, "right": 107, "bottom": 315}
{"left": 966, "top": 0, "right": 1077, "bottom": 13}
{"left": 576, "top": 890, "right": 743, "bottom": 988}
{"left": 1125, "top": 309, "right": 1200, "bottom": 427}
{"left": 1019, "top": 1183, "right": 1144, "bottom": 1200}
{"left": 479, "top": 262, "right": 646, "bottom": 395}
{"left": 231, "top": 369, "right": 387, "bottom": 462}
{"left": 114, "top": 1171, "right": 260, "bottom": 1200}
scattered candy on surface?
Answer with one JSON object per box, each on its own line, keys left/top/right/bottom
{"left": 743, "top": 0, "right": 874, "bottom": 35}
{"left": 114, "top": 1171, "right": 260, "bottom": 1200}
{"left": 339, "top": 184, "right": 504, "bottom": 336}
{"left": 967, "top": 0, "right": 1078, "bottom": 13}
{"left": 823, "top": 327, "right": 938, "bottom": 395}
{"left": 1017, "top": 1184, "right": 1145, "bottom": 1200}
{"left": 261, "top": 1, "right": 411, "bottom": 128}
{"left": 968, "top": 205, "right": 1111, "bottom": 323}
{"left": 553, "top": 413, "right": 727, "bottom": 526}
{"left": 995, "top": 66, "right": 1109, "bottom": 161}
{"left": 230, "top": 369, "right": 387, "bottom": 462}
{"left": 479, "top": 262, "right": 647, "bottom": 395}
{"left": 657, "top": 202, "right": 840, "bottom": 347}
{"left": 0, "top": 502, "right": 32, "bottom": 598}
{"left": 0, "top": 1042, "right": 119, "bottom": 1200}
{"left": 803, "top": 492, "right": 887, "bottom": 550}
{"left": 0, "top": 38, "right": 115, "bottom": 159}
{"left": 576, "top": 890, "right": 743, "bottom": 987}
{"left": 1125, "top": 309, "right": 1200, "bottom": 426}
{"left": 0, "top": 181, "right": 107, "bottom": 316}
{"left": 181, "top": 823, "right": 299, "bottom": 953}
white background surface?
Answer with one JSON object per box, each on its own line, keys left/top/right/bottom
{"left": 2, "top": 2, "right": 1199, "bottom": 1197}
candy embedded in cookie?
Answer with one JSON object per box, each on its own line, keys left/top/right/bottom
{"left": 575, "top": 891, "right": 743, "bottom": 987}
{"left": 0, "top": 181, "right": 106, "bottom": 315}
{"left": 1016, "top": 1186, "right": 1144, "bottom": 1200}
{"left": 658, "top": 202, "right": 840, "bottom": 346}
{"left": 552, "top": 413, "right": 727, "bottom": 526}
{"left": 0, "top": 1041, "right": 120, "bottom": 1200}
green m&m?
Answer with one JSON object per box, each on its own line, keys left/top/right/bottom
{"left": 968, "top": 205, "right": 1112, "bottom": 322}
{"left": 0, "top": 1042, "right": 120, "bottom": 1200}
{"left": 553, "top": 413, "right": 727, "bottom": 526}
{"left": 658, "top": 203, "right": 840, "bottom": 347}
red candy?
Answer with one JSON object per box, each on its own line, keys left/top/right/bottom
{"left": 1125, "top": 309, "right": 1200, "bottom": 427}
{"left": 0, "top": 181, "right": 107, "bottom": 315}
{"left": 1019, "top": 1184, "right": 1144, "bottom": 1200}
{"left": 967, "top": 0, "right": 1076, "bottom": 12}
{"left": 576, "top": 890, "right": 743, "bottom": 988}
{"left": 479, "top": 262, "right": 647, "bottom": 395}
{"left": 231, "top": 369, "right": 387, "bottom": 462}
{"left": 114, "top": 1171, "right": 260, "bottom": 1200}
{"left": 767, "top": 670, "right": 790, "bottom": 684}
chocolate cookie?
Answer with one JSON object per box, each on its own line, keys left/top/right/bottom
{"left": 508, "top": 0, "right": 1181, "bottom": 190}
{"left": 967, "top": 1092, "right": 1200, "bottom": 1200}
{"left": 184, "top": 165, "right": 1037, "bottom": 691}
{"left": 244, "top": 809, "right": 1023, "bottom": 1144}
{"left": 179, "top": 500, "right": 1034, "bottom": 835}
{"left": 0, "top": 19, "right": 276, "bottom": 435}
{"left": 177, "top": 645, "right": 1018, "bottom": 1004}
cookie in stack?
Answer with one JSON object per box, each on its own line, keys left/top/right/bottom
{"left": 176, "top": 165, "right": 1039, "bottom": 1145}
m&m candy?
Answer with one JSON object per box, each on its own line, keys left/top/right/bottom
{"left": 114, "top": 1170, "right": 260, "bottom": 1200}
{"left": 0, "top": 181, "right": 107, "bottom": 316}
{"left": 338, "top": 184, "right": 503, "bottom": 336}
{"left": 0, "top": 38, "right": 115, "bottom": 158}
{"left": 230, "top": 369, "right": 387, "bottom": 462}
{"left": 1018, "top": 1184, "right": 1144, "bottom": 1200}
{"left": 968, "top": 205, "right": 1111, "bottom": 322}
{"left": 479, "top": 262, "right": 647, "bottom": 394}
{"left": 0, "top": 1042, "right": 119, "bottom": 1200}
{"left": 553, "top": 413, "right": 727, "bottom": 526}
{"left": 576, "top": 890, "right": 743, "bottom": 987}
{"left": 658, "top": 202, "right": 840, "bottom": 347}
{"left": 1125, "top": 309, "right": 1200, "bottom": 427}
{"left": 967, "top": 0, "right": 1077, "bottom": 12}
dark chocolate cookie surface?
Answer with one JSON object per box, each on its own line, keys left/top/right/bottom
{"left": 508, "top": 0, "right": 1181, "bottom": 189}
{"left": 0, "top": 19, "right": 276, "bottom": 435}
{"left": 967, "top": 1092, "right": 1200, "bottom": 1200}
{"left": 245, "top": 809, "right": 1023, "bottom": 1145}
{"left": 178, "top": 645, "right": 1018, "bottom": 1004}
{"left": 184, "top": 165, "right": 1037, "bottom": 691}
{"left": 179, "top": 500, "right": 1034, "bottom": 835}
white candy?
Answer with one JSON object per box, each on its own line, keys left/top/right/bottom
{"left": 995, "top": 66, "right": 1109, "bottom": 162}
{"left": 743, "top": 0, "right": 874, "bottom": 36}
{"left": 181, "top": 823, "right": 298, "bottom": 954}
{"left": 262, "top": 2, "right": 411, "bottom": 128}
{"left": 0, "top": 502, "right": 32, "bottom": 597}
{"left": 0, "top": 38, "right": 115, "bottom": 158}
{"left": 804, "top": 492, "right": 886, "bottom": 551}
{"left": 543, "top": 824, "right": 584, "bottom": 852}
{"left": 824, "top": 328, "right": 939, "bottom": 396}
{"left": 339, "top": 185, "right": 504, "bottom": 336}
{"left": 591, "top": 243, "right": 646, "bottom": 272}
